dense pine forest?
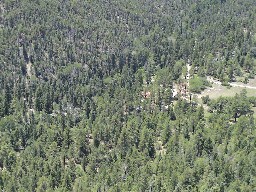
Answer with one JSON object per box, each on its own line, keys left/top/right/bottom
{"left": 0, "top": 0, "right": 256, "bottom": 191}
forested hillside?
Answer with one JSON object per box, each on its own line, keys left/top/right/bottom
{"left": 0, "top": 0, "right": 256, "bottom": 191}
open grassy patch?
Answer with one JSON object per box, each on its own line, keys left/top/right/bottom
{"left": 198, "top": 82, "right": 256, "bottom": 100}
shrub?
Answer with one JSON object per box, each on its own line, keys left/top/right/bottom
{"left": 189, "top": 75, "right": 208, "bottom": 93}
{"left": 202, "top": 95, "right": 210, "bottom": 104}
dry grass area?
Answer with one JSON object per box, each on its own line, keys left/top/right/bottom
{"left": 198, "top": 77, "right": 256, "bottom": 99}
{"left": 235, "top": 74, "right": 256, "bottom": 87}
{"left": 199, "top": 84, "right": 255, "bottom": 99}
{"left": 242, "top": 76, "right": 256, "bottom": 87}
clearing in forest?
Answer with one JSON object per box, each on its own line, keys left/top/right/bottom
{"left": 199, "top": 77, "right": 256, "bottom": 99}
